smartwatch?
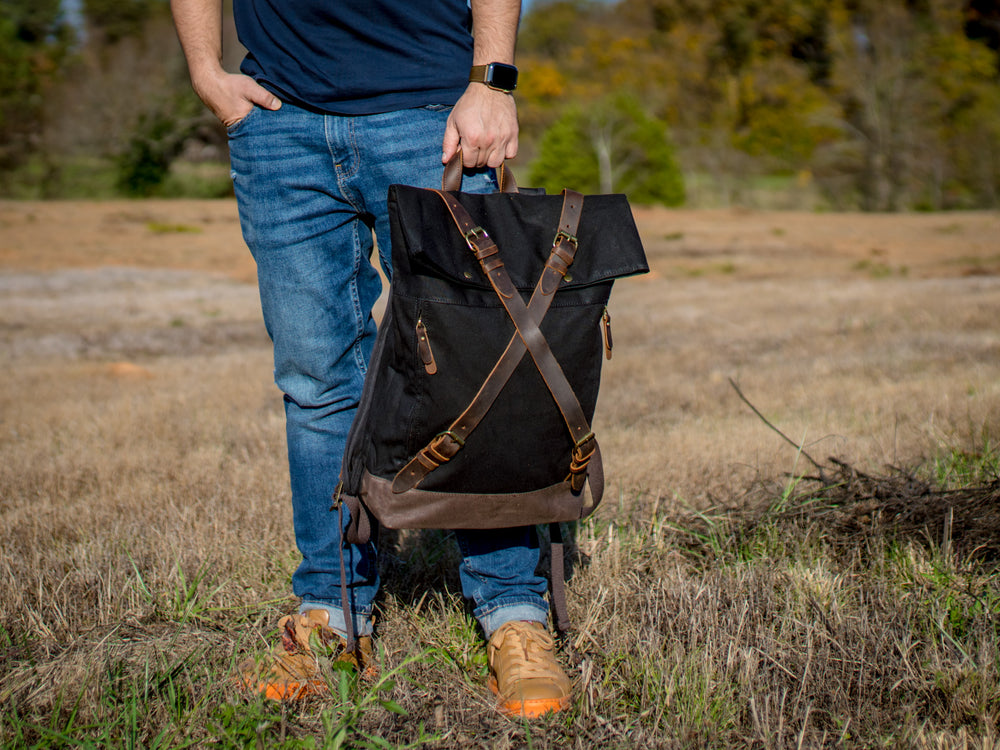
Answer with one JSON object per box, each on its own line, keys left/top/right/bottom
{"left": 469, "top": 62, "right": 519, "bottom": 93}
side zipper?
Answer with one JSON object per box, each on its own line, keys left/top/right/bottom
{"left": 416, "top": 319, "right": 438, "bottom": 375}
{"left": 602, "top": 307, "right": 613, "bottom": 360}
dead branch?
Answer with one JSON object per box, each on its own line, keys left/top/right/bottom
{"left": 728, "top": 378, "right": 828, "bottom": 483}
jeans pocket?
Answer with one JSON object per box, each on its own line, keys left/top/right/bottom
{"left": 226, "top": 105, "right": 261, "bottom": 137}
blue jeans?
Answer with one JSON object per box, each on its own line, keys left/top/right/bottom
{"left": 227, "top": 101, "right": 548, "bottom": 638}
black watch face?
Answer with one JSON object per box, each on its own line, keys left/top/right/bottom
{"left": 487, "top": 64, "right": 518, "bottom": 91}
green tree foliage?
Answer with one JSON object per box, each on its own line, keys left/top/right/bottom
{"left": 0, "top": 0, "right": 218, "bottom": 198}
{"left": 529, "top": 95, "right": 685, "bottom": 205}
{"left": 0, "top": 0, "right": 73, "bottom": 170}
{"left": 116, "top": 97, "right": 202, "bottom": 197}
{"left": 519, "top": 0, "right": 1000, "bottom": 209}
{"left": 83, "top": 0, "right": 164, "bottom": 45}
{"left": 2, "top": 0, "right": 998, "bottom": 206}
{"left": 824, "top": 0, "right": 1000, "bottom": 209}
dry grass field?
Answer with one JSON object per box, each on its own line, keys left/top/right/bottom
{"left": 2, "top": 199, "right": 999, "bottom": 747}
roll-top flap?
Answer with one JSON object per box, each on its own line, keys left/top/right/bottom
{"left": 388, "top": 185, "right": 648, "bottom": 291}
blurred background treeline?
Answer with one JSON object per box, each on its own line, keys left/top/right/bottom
{"left": 2, "top": 0, "right": 999, "bottom": 210}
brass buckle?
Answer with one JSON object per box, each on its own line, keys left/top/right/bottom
{"left": 569, "top": 432, "right": 596, "bottom": 473}
{"left": 329, "top": 481, "right": 344, "bottom": 511}
{"left": 434, "top": 429, "right": 466, "bottom": 448}
{"left": 463, "top": 226, "right": 489, "bottom": 252}
{"left": 426, "top": 430, "right": 465, "bottom": 464}
{"left": 553, "top": 229, "right": 579, "bottom": 249}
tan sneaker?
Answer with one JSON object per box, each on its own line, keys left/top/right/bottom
{"left": 239, "top": 609, "right": 374, "bottom": 701}
{"left": 487, "top": 621, "right": 572, "bottom": 718}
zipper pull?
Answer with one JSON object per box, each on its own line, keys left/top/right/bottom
{"left": 602, "top": 307, "right": 613, "bottom": 360}
{"left": 416, "top": 319, "right": 438, "bottom": 375}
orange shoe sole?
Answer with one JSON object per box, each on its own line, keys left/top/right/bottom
{"left": 236, "top": 658, "right": 329, "bottom": 702}
{"left": 488, "top": 677, "right": 571, "bottom": 718}
{"left": 237, "top": 672, "right": 328, "bottom": 702}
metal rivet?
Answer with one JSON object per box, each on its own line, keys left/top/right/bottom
{"left": 564, "top": 273, "right": 573, "bottom": 282}
{"left": 463, "top": 271, "right": 474, "bottom": 280}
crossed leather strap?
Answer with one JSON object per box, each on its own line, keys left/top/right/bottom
{"left": 392, "top": 188, "right": 600, "bottom": 503}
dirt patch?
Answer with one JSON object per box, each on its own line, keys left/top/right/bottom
{"left": 634, "top": 207, "right": 1000, "bottom": 280}
{"left": 0, "top": 200, "right": 257, "bottom": 282}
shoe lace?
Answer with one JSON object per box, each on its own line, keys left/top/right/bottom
{"left": 495, "top": 622, "right": 558, "bottom": 681}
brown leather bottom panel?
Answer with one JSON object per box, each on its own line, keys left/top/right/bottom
{"left": 361, "top": 471, "right": 595, "bottom": 530}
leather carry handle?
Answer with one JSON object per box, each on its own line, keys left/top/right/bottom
{"left": 442, "top": 151, "right": 519, "bottom": 194}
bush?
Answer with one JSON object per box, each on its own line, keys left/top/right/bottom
{"left": 529, "top": 94, "right": 685, "bottom": 206}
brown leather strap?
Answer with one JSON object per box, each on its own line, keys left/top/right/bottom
{"left": 333, "top": 484, "right": 375, "bottom": 655}
{"left": 441, "top": 151, "right": 518, "bottom": 194}
{"left": 549, "top": 522, "right": 570, "bottom": 633}
{"left": 336, "top": 500, "right": 356, "bottom": 652}
{"left": 393, "top": 191, "right": 584, "bottom": 493}
{"left": 431, "top": 190, "right": 597, "bottom": 489}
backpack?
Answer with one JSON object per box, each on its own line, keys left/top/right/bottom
{"left": 334, "top": 161, "right": 648, "bottom": 642}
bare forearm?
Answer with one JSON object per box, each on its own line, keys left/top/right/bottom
{"left": 169, "top": 0, "right": 281, "bottom": 126}
{"left": 470, "top": 0, "right": 520, "bottom": 65}
{"left": 170, "top": 0, "right": 225, "bottom": 81}
{"left": 443, "top": 0, "right": 520, "bottom": 167}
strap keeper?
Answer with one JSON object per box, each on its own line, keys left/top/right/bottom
{"left": 429, "top": 429, "right": 464, "bottom": 461}
{"left": 567, "top": 432, "right": 597, "bottom": 488}
{"left": 416, "top": 453, "right": 441, "bottom": 471}
{"left": 551, "top": 243, "right": 575, "bottom": 267}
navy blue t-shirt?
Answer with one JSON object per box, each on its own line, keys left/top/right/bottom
{"left": 234, "top": 0, "right": 474, "bottom": 115}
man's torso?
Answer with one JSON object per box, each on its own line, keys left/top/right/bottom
{"left": 233, "top": 0, "right": 474, "bottom": 115}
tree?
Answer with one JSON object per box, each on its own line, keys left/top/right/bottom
{"left": 82, "top": 0, "right": 162, "bottom": 45}
{"left": 823, "top": 0, "right": 1000, "bottom": 209}
{"left": 529, "top": 95, "right": 685, "bottom": 205}
{"left": 0, "top": 1, "right": 73, "bottom": 172}
{"left": 36, "top": 5, "right": 220, "bottom": 197}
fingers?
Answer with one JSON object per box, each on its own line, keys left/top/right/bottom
{"left": 442, "top": 120, "right": 461, "bottom": 165}
{"left": 245, "top": 78, "right": 283, "bottom": 111}
{"left": 196, "top": 71, "right": 281, "bottom": 127}
{"left": 442, "top": 86, "right": 518, "bottom": 169}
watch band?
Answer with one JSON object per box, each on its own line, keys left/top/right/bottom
{"left": 469, "top": 62, "right": 518, "bottom": 93}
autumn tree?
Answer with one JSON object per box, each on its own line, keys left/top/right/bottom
{"left": 520, "top": 0, "right": 1000, "bottom": 209}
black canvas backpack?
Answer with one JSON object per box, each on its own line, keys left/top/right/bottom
{"left": 334, "top": 160, "right": 648, "bottom": 643}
